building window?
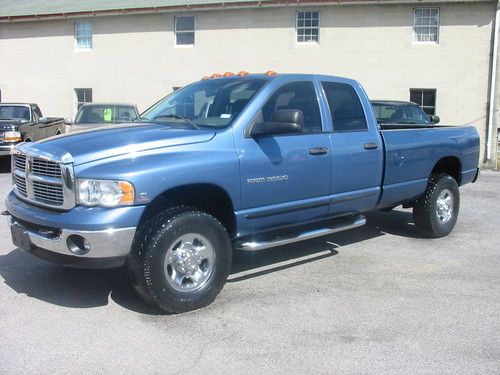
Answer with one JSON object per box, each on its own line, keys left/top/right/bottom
{"left": 296, "top": 11, "right": 320, "bottom": 43}
{"left": 413, "top": 8, "right": 439, "bottom": 43}
{"left": 75, "top": 20, "right": 93, "bottom": 49}
{"left": 75, "top": 88, "right": 92, "bottom": 110}
{"left": 410, "top": 89, "right": 436, "bottom": 115}
{"left": 175, "top": 16, "right": 195, "bottom": 46}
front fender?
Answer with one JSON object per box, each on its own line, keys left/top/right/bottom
{"left": 73, "top": 130, "right": 241, "bottom": 209}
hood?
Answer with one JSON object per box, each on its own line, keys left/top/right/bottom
{"left": 0, "top": 120, "right": 21, "bottom": 131}
{"left": 20, "top": 123, "right": 216, "bottom": 165}
{"left": 69, "top": 123, "right": 110, "bottom": 132}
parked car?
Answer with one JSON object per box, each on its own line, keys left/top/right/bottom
{"left": 0, "top": 103, "right": 64, "bottom": 156}
{"left": 371, "top": 100, "right": 440, "bottom": 125}
{"left": 6, "top": 73, "right": 479, "bottom": 313}
{"left": 67, "top": 103, "right": 139, "bottom": 132}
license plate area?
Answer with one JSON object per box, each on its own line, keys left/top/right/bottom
{"left": 11, "top": 223, "right": 32, "bottom": 251}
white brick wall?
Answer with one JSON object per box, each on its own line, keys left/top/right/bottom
{"left": 0, "top": 2, "right": 496, "bottom": 163}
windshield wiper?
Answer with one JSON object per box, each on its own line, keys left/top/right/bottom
{"left": 153, "top": 114, "right": 200, "bottom": 130}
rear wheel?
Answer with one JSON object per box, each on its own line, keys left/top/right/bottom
{"left": 413, "top": 174, "right": 460, "bottom": 238}
{"left": 128, "top": 206, "right": 232, "bottom": 313}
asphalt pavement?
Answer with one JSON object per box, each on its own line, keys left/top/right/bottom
{"left": 0, "top": 157, "right": 498, "bottom": 374}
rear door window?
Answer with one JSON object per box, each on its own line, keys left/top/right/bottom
{"left": 321, "top": 82, "right": 368, "bottom": 132}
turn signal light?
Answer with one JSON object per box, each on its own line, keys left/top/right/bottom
{"left": 119, "top": 181, "right": 135, "bottom": 205}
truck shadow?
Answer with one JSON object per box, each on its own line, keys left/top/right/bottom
{"left": 0, "top": 209, "right": 422, "bottom": 315}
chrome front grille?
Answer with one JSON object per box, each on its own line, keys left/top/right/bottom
{"left": 33, "top": 181, "right": 64, "bottom": 205}
{"left": 32, "top": 158, "right": 61, "bottom": 177}
{"left": 13, "top": 173, "right": 27, "bottom": 197}
{"left": 14, "top": 153, "right": 26, "bottom": 170}
{"left": 12, "top": 151, "right": 75, "bottom": 210}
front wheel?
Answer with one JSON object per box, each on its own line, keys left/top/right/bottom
{"left": 128, "top": 206, "right": 232, "bottom": 313}
{"left": 413, "top": 174, "right": 460, "bottom": 238}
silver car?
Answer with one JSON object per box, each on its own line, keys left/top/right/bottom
{"left": 67, "top": 103, "right": 140, "bottom": 132}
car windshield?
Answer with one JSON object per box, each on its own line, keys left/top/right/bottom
{"left": 0, "top": 105, "right": 30, "bottom": 121}
{"left": 75, "top": 105, "right": 138, "bottom": 124}
{"left": 141, "top": 77, "right": 268, "bottom": 129}
{"left": 371, "top": 102, "right": 431, "bottom": 124}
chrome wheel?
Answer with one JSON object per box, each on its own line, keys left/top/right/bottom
{"left": 436, "top": 188, "right": 453, "bottom": 223}
{"left": 163, "top": 233, "right": 216, "bottom": 292}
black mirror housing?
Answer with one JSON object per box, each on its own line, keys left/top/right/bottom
{"left": 430, "top": 115, "right": 440, "bottom": 124}
{"left": 250, "top": 109, "right": 303, "bottom": 137}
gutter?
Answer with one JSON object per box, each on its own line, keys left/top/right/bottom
{"left": 0, "top": 0, "right": 493, "bottom": 23}
{"left": 487, "top": 0, "right": 499, "bottom": 162}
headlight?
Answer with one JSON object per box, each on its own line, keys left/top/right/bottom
{"left": 77, "top": 179, "right": 135, "bottom": 207}
{"left": 4, "top": 131, "right": 21, "bottom": 142}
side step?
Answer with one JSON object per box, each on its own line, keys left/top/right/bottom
{"left": 234, "top": 214, "right": 366, "bottom": 251}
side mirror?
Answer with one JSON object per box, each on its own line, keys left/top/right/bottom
{"left": 39, "top": 117, "right": 48, "bottom": 124}
{"left": 250, "top": 109, "right": 303, "bottom": 137}
{"left": 430, "top": 115, "right": 440, "bottom": 124}
{"left": 63, "top": 118, "right": 73, "bottom": 125}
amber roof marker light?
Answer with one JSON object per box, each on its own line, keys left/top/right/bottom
{"left": 237, "top": 71, "right": 250, "bottom": 76}
{"left": 265, "top": 70, "right": 278, "bottom": 76}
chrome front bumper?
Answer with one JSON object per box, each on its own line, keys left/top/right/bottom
{"left": 0, "top": 144, "right": 16, "bottom": 156}
{"left": 8, "top": 216, "right": 136, "bottom": 268}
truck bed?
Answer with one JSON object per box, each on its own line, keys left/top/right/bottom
{"left": 377, "top": 125, "right": 480, "bottom": 209}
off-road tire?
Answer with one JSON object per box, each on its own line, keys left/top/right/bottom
{"left": 128, "top": 206, "right": 232, "bottom": 313}
{"left": 413, "top": 174, "right": 460, "bottom": 238}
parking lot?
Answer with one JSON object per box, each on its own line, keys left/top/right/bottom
{"left": 0, "top": 157, "right": 498, "bottom": 374}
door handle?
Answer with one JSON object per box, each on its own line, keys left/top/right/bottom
{"left": 364, "top": 142, "right": 378, "bottom": 150}
{"left": 309, "top": 147, "right": 329, "bottom": 155}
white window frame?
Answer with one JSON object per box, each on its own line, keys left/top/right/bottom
{"left": 75, "top": 20, "right": 93, "bottom": 50}
{"left": 174, "top": 16, "right": 195, "bottom": 47}
{"left": 74, "top": 88, "right": 93, "bottom": 113}
{"left": 296, "top": 11, "right": 320, "bottom": 45}
{"left": 409, "top": 88, "right": 437, "bottom": 115}
{"left": 413, "top": 8, "right": 440, "bottom": 44}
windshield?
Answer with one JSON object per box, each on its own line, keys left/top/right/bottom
{"left": 141, "top": 77, "right": 267, "bottom": 128}
{"left": 371, "top": 102, "right": 431, "bottom": 124}
{"left": 75, "top": 105, "right": 138, "bottom": 124}
{"left": 0, "top": 105, "right": 30, "bottom": 121}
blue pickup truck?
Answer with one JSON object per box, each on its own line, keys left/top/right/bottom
{"left": 5, "top": 73, "right": 480, "bottom": 313}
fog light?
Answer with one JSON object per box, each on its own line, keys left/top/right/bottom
{"left": 67, "top": 235, "right": 91, "bottom": 255}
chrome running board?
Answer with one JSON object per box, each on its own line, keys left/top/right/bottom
{"left": 234, "top": 214, "right": 366, "bottom": 251}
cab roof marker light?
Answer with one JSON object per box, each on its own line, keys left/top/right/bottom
{"left": 211, "top": 73, "right": 222, "bottom": 79}
{"left": 237, "top": 71, "right": 250, "bottom": 76}
{"left": 223, "top": 72, "right": 235, "bottom": 77}
{"left": 265, "top": 70, "right": 278, "bottom": 76}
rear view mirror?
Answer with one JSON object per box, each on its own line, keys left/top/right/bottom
{"left": 430, "top": 115, "right": 440, "bottom": 124}
{"left": 250, "top": 109, "right": 303, "bottom": 137}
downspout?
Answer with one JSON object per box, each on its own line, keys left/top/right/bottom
{"left": 487, "top": 0, "right": 500, "bottom": 162}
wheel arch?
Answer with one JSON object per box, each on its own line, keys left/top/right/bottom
{"left": 431, "top": 156, "right": 462, "bottom": 185}
{"left": 138, "top": 183, "right": 237, "bottom": 238}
